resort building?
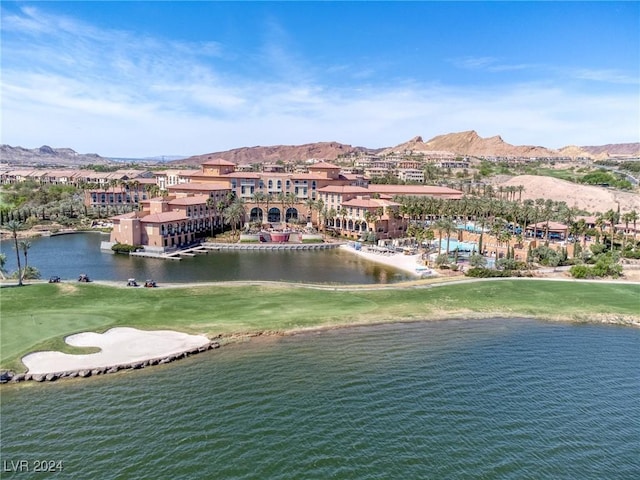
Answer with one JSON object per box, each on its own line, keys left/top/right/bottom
{"left": 109, "top": 186, "right": 232, "bottom": 251}
{"left": 0, "top": 168, "right": 153, "bottom": 187}
{"left": 84, "top": 179, "right": 156, "bottom": 213}
{"left": 397, "top": 169, "right": 425, "bottom": 183}
{"left": 106, "top": 159, "right": 462, "bottom": 249}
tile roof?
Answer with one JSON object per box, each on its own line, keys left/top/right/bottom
{"left": 318, "top": 185, "right": 370, "bottom": 194}
{"left": 341, "top": 198, "right": 399, "bottom": 208}
{"left": 365, "top": 185, "right": 463, "bottom": 196}
{"left": 201, "top": 158, "right": 236, "bottom": 166}
{"left": 309, "top": 161, "right": 340, "bottom": 169}
{"left": 167, "top": 182, "right": 231, "bottom": 191}
{"left": 140, "top": 211, "right": 188, "bottom": 223}
{"left": 168, "top": 195, "right": 210, "bottom": 206}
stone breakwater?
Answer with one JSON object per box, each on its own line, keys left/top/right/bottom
{"left": 0, "top": 341, "right": 220, "bottom": 384}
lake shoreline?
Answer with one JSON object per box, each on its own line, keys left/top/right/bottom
{"left": 2, "top": 310, "right": 638, "bottom": 386}
{"left": 1, "top": 277, "right": 638, "bottom": 385}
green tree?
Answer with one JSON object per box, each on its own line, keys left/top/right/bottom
{"left": 223, "top": 200, "right": 245, "bottom": 240}
{"left": 4, "top": 220, "right": 23, "bottom": 286}
{"left": 0, "top": 252, "right": 7, "bottom": 280}
{"left": 18, "top": 240, "right": 31, "bottom": 284}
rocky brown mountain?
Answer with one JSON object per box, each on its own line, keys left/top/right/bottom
{"left": 2, "top": 132, "right": 638, "bottom": 168}
{"left": 381, "top": 131, "right": 592, "bottom": 159}
{"left": 580, "top": 143, "right": 640, "bottom": 157}
{"left": 0, "top": 145, "right": 113, "bottom": 167}
{"left": 172, "top": 142, "right": 378, "bottom": 166}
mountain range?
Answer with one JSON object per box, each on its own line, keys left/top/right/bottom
{"left": 1, "top": 131, "right": 638, "bottom": 167}
{"left": 173, "top": 131, "right": 639, "bottom": 166}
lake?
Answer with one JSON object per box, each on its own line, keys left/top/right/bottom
{"left": 0, "top": 233, "right": 412, "bottom": 284}
{"left": 1, "top": 319, "right": 638, "bottom": 479}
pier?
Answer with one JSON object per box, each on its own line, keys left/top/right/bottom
{"left": 126, "top": 242, "right": 341, "bottom": 260}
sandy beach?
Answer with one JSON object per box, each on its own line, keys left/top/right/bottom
{"left": 21, "top": 327, "right": 210, "bottom": 375}
{"left": 339, "top": 244, "right": 435, "bottom": 277}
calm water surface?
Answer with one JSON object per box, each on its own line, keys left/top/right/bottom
{"left": 0, "top": 233, "right": 411, "bottom": 284}
{"left": 1, "top": 319, "right": 639, "bottom": 479}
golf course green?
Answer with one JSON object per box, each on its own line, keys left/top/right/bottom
{"left": 1, "top": 279, "right": 639, "bottom": 373}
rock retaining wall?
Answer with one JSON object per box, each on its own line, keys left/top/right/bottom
{"left": 0, "top": 341, "right": 220, "bottom": 384}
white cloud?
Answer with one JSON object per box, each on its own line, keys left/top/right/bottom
{"left": 1, "top": 6, "right": 638, "bottom": 157}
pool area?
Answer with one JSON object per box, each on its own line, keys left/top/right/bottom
{"left": 437, "top": 239, "right": 478, "bottom": 253}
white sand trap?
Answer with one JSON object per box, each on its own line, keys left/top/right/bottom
{"left": 22, "top": 327, "right": 210, "bottom": 374}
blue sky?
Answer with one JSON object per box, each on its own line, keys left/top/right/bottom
{"left": 1, "top": 1, "right": 638, "bottom": 158}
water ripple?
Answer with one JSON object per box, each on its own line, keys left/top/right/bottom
{"left": 1, "top": 319, "right": 639, "bottom": 479}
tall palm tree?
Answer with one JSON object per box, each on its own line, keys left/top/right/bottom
{"left": 206, "top": 197, "right": 216, "bottom": 238}
{"left": 314, "top": 199, "right": 325, "bottom": 229}
{"left": 0, "top": 252, "right": 7, "bottom": 280}
{"left": 441, "top": 217, "right": 456, "bottom": 257}
{"left": 304, "top": 198, "right": 316, "bottom": 224}
{"left": 627, "top": 209, "right": 638, "bottom": 250}
{"left": 339, "top": 206, "right": 348, "bottom": 235}
{"left": 5, "top": 220, "right": 23, "bottom": 286}
{"left": 252, "top": 191, "right": 267, "bottom": 225}
{"left": 223, "top": 200, "right": 246, "bottom": 240}
{"left": 18, "top": 240, "right": 31, "bottom": 284}
{"left": 603, "top": 209, "right": 619, "bottom": 251}
{"left": 621, "top": 211, "right": 633, "bottom": 252}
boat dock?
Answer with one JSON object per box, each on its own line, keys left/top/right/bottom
{"left": 128, "top": 242, "right": 341, "bottom": 260}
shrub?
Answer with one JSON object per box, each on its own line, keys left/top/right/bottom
{"left": 469, "top": 253, "right": 487, "bottom": 268}
{"left": 465, "top": 267, "right": 521, "bottom": 278}
{"left": 434, "top": 254, "right": 450, "bottom": 268}
{"left": 569, "top": 265, "right": 592, "bottom": 279}
{"left": 495, "top": 258, "right": 527, "bottom": 271}
{"left": 111, "top": 243, "right": 138, "bottom": 254}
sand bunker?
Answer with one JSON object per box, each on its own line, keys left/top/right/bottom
{"left": 22, "top": 327, "right": 210, "bottom": 374}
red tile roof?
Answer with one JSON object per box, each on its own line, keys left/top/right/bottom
{"left": 167, "top": 182, "right": 231, "bottom": 192}
{"left": 309, "top": 161, "right": 340, "bottom": 169}
{"left": 341, "top": 198, "right": 399, "bottom": 208}
{"left": 366, "top": 185, "right": 463, "bottom": 196}
{"left": 140, "top": 211, "right": 188, "bottom": 223}
{"left": 318, "top": 185, "right": 369, "bottom": 194}
{"left": 168, "top": 195, "right": 210, "bottom": 206}
{"left": 202, "top": 158, "right": 236, "bottom": 166}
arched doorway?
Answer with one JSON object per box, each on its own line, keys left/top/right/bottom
{"left": 268, "top": 207, "right": 281, "bottom": 223}
{"left": 285, "top": 207, "right": 298, "bottom": 223}
{"left": 250, "top": 207, "right": 263, "bottom": 223}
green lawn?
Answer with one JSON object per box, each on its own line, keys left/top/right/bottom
{"left": 530, "top": 168, "right": 582, "bottom": 182}
{"left": 1, "top": 280, "right": 639, "bottom": 372}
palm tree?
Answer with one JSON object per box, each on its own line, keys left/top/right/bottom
{"left": 314, "top": 199, "right": 324, "bottom": 229}
{"left": 627, "top": 209, "right": 638, "bottom": 250}
{"left": 223, "top": 200, "right": 246, "bottom": 240}
{"left": 283, "top": 192, "right": 297, "bottom": 224}
{"left": 621, "top": 211, "right": 633, "bottom": 252}
{"left": 252, "top": 191, "right": 267, "bottom": 225}
{"left": 18, "top": 240, "right": 31, "bottom": 284}
{"left": 0, "top": 252, "right": 7, "bottom": 280}
{"left": 603, "top": 209, "right": 619, "bottom": 251}
{"left": 5, "top": 220, "right": 23, "bottom": 286}
{"left": 206, "top": 197, "right": 216, "bottom": 238}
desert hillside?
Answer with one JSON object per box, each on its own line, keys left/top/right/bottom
{"left": 499, "top": 175, "right": 640, "bottom": 214}
{"left": 382, "top": 131, "right": 569, "bottom": 158}
{"left": 173, "top": 142, "right": 377, "bottom": 166}
{"left": 0, "top": 145, "right": 113, "bottom": 166}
